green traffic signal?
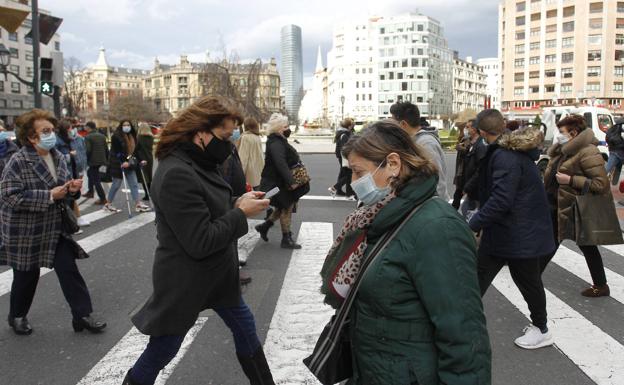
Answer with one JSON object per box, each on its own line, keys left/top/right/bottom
{"left": 40, "top": 81, "right": 54, "bottom": 95}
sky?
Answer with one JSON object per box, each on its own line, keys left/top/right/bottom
{"left": 43, "top": 0, "right": 499, "bottom": 87}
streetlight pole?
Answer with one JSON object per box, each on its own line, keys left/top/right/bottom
{"left": 32, "top": 0, "right": 42, "bottom": 108}
{"left": 340, "top": 95, "right": 345, "bottom": 121}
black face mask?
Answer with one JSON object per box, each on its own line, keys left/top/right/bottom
{"left": 201, "top": 134, "right": 232, "bottom": 165}
{"left": 283, "top": 129, "right": 292, "bottom": 138}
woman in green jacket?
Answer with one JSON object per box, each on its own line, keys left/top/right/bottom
{"left": 321, "top": 121, "right": 491, "bottom": 385}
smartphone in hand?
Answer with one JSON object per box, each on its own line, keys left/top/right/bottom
{"left": 264, "top": 187, "right": 280, "bottom": 199}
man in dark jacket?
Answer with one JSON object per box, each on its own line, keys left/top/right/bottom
{"left": 84, "top": 121, "right": 109, "bottom": 204}
{"left": 605, "top": 119, "right": 624, "bottom": 184}
{"left": 469, "top": 109, "right": 556, "bottom": 350}
{"left": 329, "top": 118, "right": 355, "bottom": 198}
{"left": 461, "top": 119, "right": 488, "bottom": 217}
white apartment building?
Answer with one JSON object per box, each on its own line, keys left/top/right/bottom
{"left": 476, "top": 57, "right": 501, "bottom": 109}
{"left": 452, "top": 55, "right": 487, "bottom": 114}
{"left": 499, "top": 0, "right": 624, "bottom": 114}
{"left": 326, "top": 12, "right": 454, "bottom": 125}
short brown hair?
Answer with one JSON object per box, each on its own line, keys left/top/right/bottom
{"left": 155, "top": 96, "right": 242, "bottom": 160}
{"left": 16, "top": 109, "right": 58, "bottom": 147}
{"left": 243, "top": 117, "right": 259, "bottom": 134}
{"left": 476, "top": 109, "right": 505, "bottom": 135}
{"left": 342, "top": 120, "right": 437, "bottom": 191}
{"left": 557, "top": 114, "right": 587, "bottom": 136}
{"left": 340, "top": 118, "right": 354, "bottom": 129}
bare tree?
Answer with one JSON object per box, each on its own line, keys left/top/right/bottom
{"left": 102, "top": 93, "right": 168, "bottom": 123}
{"left": 63, "top": 57, "right": 85, "bottom": 117}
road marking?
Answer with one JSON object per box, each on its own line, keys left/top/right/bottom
{"left": 239, "top": 220, "right": 262, "bottom": 264}
{"left": 79, "top": 207, "right": 117, "bottom": 224}
{"left": 76, "top": 317, "right": 207, "bottom": 385}
{"left": 493, "top": 267, "right": 624, "bottom": 385}
{"left": 551, "top": 245, "right": 624, "bottom": 306}
{"left": 122, "top": 189, "right": 146, "bottom": 194}
{"left": 0, "top": 212, "right": 156, "bottom": 298}
{"left": 263, "top": 222, "right": 334, "bottom": 384}
{"left": 300, "top": 195, "right": 355, "bottom": 202}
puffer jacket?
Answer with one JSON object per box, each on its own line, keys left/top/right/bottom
{"left": 544, "top": 128, "right": 611, "bottom": 242}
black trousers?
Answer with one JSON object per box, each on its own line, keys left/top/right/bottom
{"left": 478, "top": 253, "right": 547, "bottom": 330}
{"left": 541, "top": 207, "right": 608, "bottom": 286}
{"left": 333, "top": 158, "right": 354, "bottom": 196}
{"left": 452, "top": 186, "right": 464, "bottom": 209}
{"left": 87, "top": 165, "right": 106, "bottom": 201}
{"left": 10, "top": 237, "right": 93, "bottom": 319}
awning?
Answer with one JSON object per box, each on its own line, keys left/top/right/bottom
{"left": 26, "top": 14, "right": 63, "bottom": 45}
{"left": 0, "top": 5, "right": 29, "bottom": 33}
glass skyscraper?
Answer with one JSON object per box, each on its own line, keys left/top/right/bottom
{"left": 280, "top": 24, "right": 303, "bottom": 123}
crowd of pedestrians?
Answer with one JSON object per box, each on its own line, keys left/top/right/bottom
{"left": 0, "top": 91, "right": 621, "bottom": 384}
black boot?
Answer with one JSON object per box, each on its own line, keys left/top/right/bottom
{"left": 72, "top": 315, "right": 107, "bottom": 333}
{"left": 236, "top": 347, "right": 276, "bottom": 385}
{"left": 121, "top": 370, "right": 143, "bottom": 385}
{"left": 281, "top": 232, "right": 302, "bottom": 249}
{"left": 255, "top": 221, "right": 273, "bottom": 242}
{"left": 8, "top": 315, "right": 33, "bottom": 335}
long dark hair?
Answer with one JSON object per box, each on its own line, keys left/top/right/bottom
{"left": 342, "top": 120, "right": 437, "bottom": 191}
{"left": 115, "top": 120, "right": 136, "bottom": 136}
{"left": 155, "top": 96, "right": 242, "bottom": 160}
{"left": 57, "top": 119, "right": 72, "bottom": 143}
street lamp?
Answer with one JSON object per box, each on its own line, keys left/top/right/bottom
{"left": 340, "top": 95, "right": 345, "bottom": 120}
{"left": 0, "top": 44, "right": 10, "bottom": 69}
{"left": 0, "top": 43, "right": 33, "bottom": 86}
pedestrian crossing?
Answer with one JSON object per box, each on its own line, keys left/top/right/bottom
{"left": 1, "top": 212, "right": 624, "bottom": 384}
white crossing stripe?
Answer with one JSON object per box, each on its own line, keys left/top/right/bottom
{"left": 79, "top": 207, "right": 116, "bottom": 224}
{"left": 493, "top": 267, "right": 624, "bottom": 385}
{"left": 551, "top": 246, "right": 624, "bottom": 306}
{"left": 0, "top": 212, "right": 156, "bottom": 298}
{"left": 263, "top": 222, "right": 334, "bottom": 384}
{"left": 122, "top": 189, "right": 146, "bottom": 194}
{"left": 239, "top": 220, "right": 262, "bottom": 264}
{"left": 76, "top": 317, "right": 208, "bottom": 385}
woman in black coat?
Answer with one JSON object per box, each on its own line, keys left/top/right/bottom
{"left": 136, "top": 122, "right": 155, "bottom": 202}
{"left": 255, "top": 113, "right": 310, "bottom": 249}
{"left": 124, "top": 97, "right": 274, "bottom": 385}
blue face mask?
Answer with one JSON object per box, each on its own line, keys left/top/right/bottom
{"left": 351, "top": 161, "right": 391, "bottom": 206}
{"left": 122, "top": 125, "right": 132, "bottom": 134}
{"left": 37, "top": 132, "right": 57, "bottom": 151}
{"left": 231, "top": 129, "right": 241, "bottom": 142}
{"left": 0, "top": 131, "right": 8, "bottom": 142}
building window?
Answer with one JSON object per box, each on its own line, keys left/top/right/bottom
{"left": 529, "top": 71, "right": 540, "bottom": 79}
{"left": 545, "top": 69, "right": 556, "bottom": 78}
{"left": 0, "top": 99, "right": 5, "bottom": 108}
{"left": 617, "top": 34, "right": 624, "bottom": 45}
{"left": 0, "top": 81, "right": 3, "bottom": 92}
{"left": 618, "top": 18, "right": 624, "bottom": 29}
{"left": 545, "top": 84, "right": 555, "bottom": 93}
{"left": 530, "top": 85, "right": 539, "bottom": 93}
{"left": 13, "top": 100, "right": 23, "bottom": 109}
{"left": 516, "top": 16, "right": 526, "bottom": 26}
{"left": 589, "top": 18, "right": 603, "bottom": 30}
{"left": 614, "top": 82, "right": 624, "bottom": 92}
{"left": 588, "top": 50, "right": 602, "bottom": 61}
{"left": 9, "top": 48, "right": 18, "bottom": 59}
{"left": 55, "top": 42, "right": 60, "bottom": 51}
{"left": 546, "top": 9, "right": 557, "bottom": 18}
{"left": 545, "top": 39, "right": 556, "bottom": 48}
{"left": 588, "top": 34, "right": 602, "bottom": 45}
{"left": 615, "top": 66, "right": 624, "bottom": 77}
{"left": 589, "top": 2, "right": 603, "bottom": 13}
{"left": 515, "top": 44, "right": 525, "bottom": 53}
{"left": 561, "top": 83, "right": 573, "bottom": 93}
{"left": 530, "top": 42, "right": 540, "bottom": 51}
{"left": 25, "top": 51, "right": 33, "bottom": 60}
{"left": 517, "top": 1, "right": 526, "bottom": 11}
{"left": 587, "top": 83, "right": 601, "bottom": 92}
{"left": 531, "top": 13, "right": 540, "bottom": 22}
{"left": 562, "top": 52, "right": 574, "bottom": 63}
{"left": 545, "top": 54, "right": 556, "bottom": 63}
{"left": 618, "top": 2, "right": 624, "bottom": 12}
{"left": 562, "top": 68, "right": 573, "bottom": 78}
{"left": 9, "top": 32, "right": 17, "bottom": 41}
{"left": 616, "top": 50, "right": 624, "bottom": 61}
{"left": 529, "top": 56, "right": 540, "bottom": 65}
{"left": 515, "top": 58, "right": 525, "bottom": 67}
{"left": 516, "top": 31, "right": 526, "bottom": 40}
{"left": 24, "top": 35, "right": 32, "bottom": 44}
{"left": 11, "top": 82, "right": 20, "bottom": 93}
{"left": 530, "top": 27, "right": 540, "bottom": 37}
{"left": 562, "top": 37, "right": 574, "bottom": 48}
{"left": 515, "top": 72, "right": 525, "bottom": 82}
{"left": 546, "top": 24, "right": 557, "bottom": 33}
{"left": 587, "top": 66, "right": 601, "bottom": 77}
{"left": 563, "top": 21, "right": 575, "bottom": 32}
{"left": 514, "top": 87, "right": 523, "bottom": 96}
{"left": 563, "top": 6, "right": 575, "bottom": 17}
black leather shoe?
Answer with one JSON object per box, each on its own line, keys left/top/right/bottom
{"left": 8, "top": 315, "right": 33, "bottom": 335}
{"left": 122, "top": 370, "right": 143, "bottom": 385}
{"left": 72, "top": 315, "right": 107, "bottom": 333}
{"left": 255, "top": 221, "right": 274, "bottom": 242}
{"left": 281, "top": 232, "right": 302, "bottom": 249}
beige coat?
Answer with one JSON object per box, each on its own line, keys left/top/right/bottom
{"left": 544, "top": 128, "right": 611, "bottom": 241}
{"left": 238, "top": 131, "right": 264, "bottom": 187}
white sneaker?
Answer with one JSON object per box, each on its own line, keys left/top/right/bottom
{"left": 104, "top": 203, "right": 122, "bottom": 213}
{"left": 77, "top": 217, "right": 91, "bottom": 227}
{"left": 514, "top": 325, "right": 553, "bottom": 349}
{"left": 135, "top": 203, "right": 151, "bottom": 212}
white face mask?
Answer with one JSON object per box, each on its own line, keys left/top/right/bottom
{"left": 351, "top": 161, "right": 391, "bottom": 206}
{"left": 556, "top": 133, "right": 571, "bottom": 145}
{"left": 122, "top": 125, "right": 132, "bottom": 134}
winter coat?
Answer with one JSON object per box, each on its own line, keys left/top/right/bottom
{"left": 131, "top": 147, "right": 247, "bottom": 336}
{"left": 136, "top": 135, "right": 154, "bottom": 185}
{"left": 462, "top": 137, "right": 488, "bottom": 201}
{"left": 544, "top": 128, "right": 612, "bottom": 242}
{"left": 260, "top": 133, "right": 309, "bottom": 209}
{"left": 70, "top": 136, "right": 87, "bottom": 176}
{"left": 55, "top": 135, "right": 76, "bottom": 176}
{"left": 605, "top": 123, "right": 624, "bottom": 159}
{"left": 414, "top": 129, "right": 449, "bottom": 201}
{"left": 237, "top": 131, "right": 264, "bottom": 188}
{"left": 469, "top": 128, "right": 556, "bottom": 259}
{"left": 348, "top": 176, "right": 491, "bottom": 385}
{"left": 108, "top": 131, "right": 138, "bottom": 180}
{"left": 220, "top": 144, "right": 247, "bottom": 196}
{"left": 334, "top": 128, "right": 352, "bottom": 159}
{"left": 454, "top": 138, "right": 470, "bottom": 188}
{"left": 85, "top": 131, "right": 109, "bottom": 167}
{"left": 0, "top": 139, "right": 19, "bottom": 177}
{"left": 0, "top": 146, "right": 87, "bottom": 271}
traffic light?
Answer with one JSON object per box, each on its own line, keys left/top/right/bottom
{"left": 40, "top": 81, "right": 53, "bottom": 95}
{"left": 40, "top": 57, "right": 53, "bottom": 82}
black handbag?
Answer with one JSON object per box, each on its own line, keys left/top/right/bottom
{"left": 58, "top": 201, "right": 80, "bottom": 234}
{"left": 303, "top": 197, "right": 434, "bottom": 385}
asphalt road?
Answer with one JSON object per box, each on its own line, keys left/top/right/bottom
{"left": 0, "top": 153, "right": 620, "bottom": 385}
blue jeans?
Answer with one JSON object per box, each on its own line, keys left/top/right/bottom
{"left": 108, "top": 169, "right": 140, "bottom": 204}
{"left": 130, "top": 297, "right": 261, "bottom": 385}
{"left": 605, "top": 153, "right": 623, "bottom": 175}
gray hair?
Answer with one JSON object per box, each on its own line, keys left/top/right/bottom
{"left": 266, "top": 113, "right": 288, "bottom": 135}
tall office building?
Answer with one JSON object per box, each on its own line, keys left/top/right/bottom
{"left": 280, "top": 24, "right": 303, "bottom": 123}
{"left": 499, "top": 0, "right": 624, "bottom": 113}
